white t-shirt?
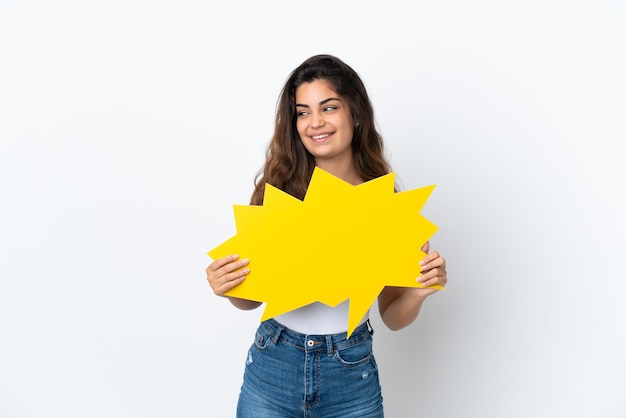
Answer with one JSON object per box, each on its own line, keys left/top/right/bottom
{"left": 274, "top": 300, "right": 369, "bottom": 335}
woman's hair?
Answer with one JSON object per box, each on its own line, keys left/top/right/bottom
{"left": 250, "top": 54, "right": 392, "bottom": 205}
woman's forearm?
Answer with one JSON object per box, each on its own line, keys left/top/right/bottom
{"left": 228, "top": 296, "right": 262, "bottom": 310}
{"left": 378, "top": 287, "right": 427, "bottom": 331}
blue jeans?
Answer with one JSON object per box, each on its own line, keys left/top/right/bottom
{"left": 236, "top": 318, "right": 384, "bottom": 417}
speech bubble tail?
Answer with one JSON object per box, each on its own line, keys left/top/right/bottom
{"left": 260, "top": 297, "right": 315, "bottom": 322}
{"left": 346, "top": 290, "right": 382, "bottom": 338}
{"left": 260, "top": 302, "right": 290, "bottom": 321}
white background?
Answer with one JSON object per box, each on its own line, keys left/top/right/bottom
{"left": 1, "top": 1, "right": 625, "bottom": 417}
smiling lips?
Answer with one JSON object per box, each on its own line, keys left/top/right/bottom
{"left": 311, "top": 132, "right": 332, "bottom": 142}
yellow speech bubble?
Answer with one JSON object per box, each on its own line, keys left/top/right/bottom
{"left": 208, "top": 167, "right": 442, "bottom": 337}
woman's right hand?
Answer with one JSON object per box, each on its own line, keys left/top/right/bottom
{"left": 206, "top": 254, "right": 249, "bottom": 297}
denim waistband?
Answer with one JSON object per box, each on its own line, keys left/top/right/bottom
{"left": 259, "top": 318, "right": 374, "bottom": 355}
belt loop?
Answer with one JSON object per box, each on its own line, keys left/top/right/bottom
{"left": 366, "top": 319, "right": 374, "bottom": 335}
{"left": 271, "top": 322, "right": 284, "bottom": 344}
{"left": 325, "top": 335, "right": 333, "bottom": 355}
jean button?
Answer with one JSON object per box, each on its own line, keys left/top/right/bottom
{"left": 306, "top": 340, "right": 314, "bottom": 347}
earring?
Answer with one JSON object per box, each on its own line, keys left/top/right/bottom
{"left": 355, "top": 122, "right": 360, "bottom": 127}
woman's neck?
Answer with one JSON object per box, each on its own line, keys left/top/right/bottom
{"left": 315, "top": 157, "right": 363, "bottom": 186}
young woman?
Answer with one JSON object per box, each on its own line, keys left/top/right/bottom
{"left": 206, "top": 54, "right": 448, "bottom": 417}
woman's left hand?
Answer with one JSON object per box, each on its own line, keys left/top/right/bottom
{"left": 415, "top": 241, "right": 447, "bottom": 297}
{"left": 377, "top": 241, "right": 448, "bottom": 330}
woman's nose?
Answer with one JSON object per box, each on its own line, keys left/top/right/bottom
{"left": 311, "top": 112, "right": 325, "bottom": 129}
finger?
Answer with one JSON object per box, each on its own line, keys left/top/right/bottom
{"left": 421, "top": 241, "right": 430, "bottom": 254}
{"left": 419, "top": 252, "right": 444, "bottom": 272}
{"left": 417, "top": 267, "right": 447, "bottom": 287}
{"left": 213, "top": 271, "right": 248, "bottom": 296}
{"left": 417, "top": 268, "right": 436, "bottom": 283}
{"left": 422, "top": 250, "right": 440, "bottom": 264}
{"left": 207, "top": 257, "right": 249, "bottom": 281}
{"left": 208, "top": 259, "right": 249, "bottom": 285}
{"left": 417, "top": 276, "right": 448, "bottom": 287}
{"left": 207, "top": 254, "right": 239, "bottom": 273}
{"left": 211, "top": 266, "right": 250, "bottom": 296}
{"left": 206, "top": 255, "right": 250, "bottom": 293}
{"left": 220, "top": 257, "right": 250, "bottom": 275}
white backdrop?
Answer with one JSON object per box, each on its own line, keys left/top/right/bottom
{"left": 1, "top": 1, "right": 625, "bottom": 417}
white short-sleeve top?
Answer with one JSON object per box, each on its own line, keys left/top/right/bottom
{"left": 273, "top": 300, "right": 369, "bottom": 335}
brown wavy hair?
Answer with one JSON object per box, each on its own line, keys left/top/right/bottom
{"left": 250, "top": 54, "right": 392, "bottom": 205}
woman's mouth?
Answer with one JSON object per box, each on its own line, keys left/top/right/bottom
{"left": 311, "top": 133, "right": 331, "bottom": 142}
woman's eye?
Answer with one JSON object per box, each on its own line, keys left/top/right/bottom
{"left": 297, "top": 111, "right": 308, "bottom": 117}
{"left": 323, "top": 106, "right": 337, "bottom": 112}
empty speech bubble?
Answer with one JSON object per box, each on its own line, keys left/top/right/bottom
{"left": 208, "top": 167, "right": 442, "bottom": 337}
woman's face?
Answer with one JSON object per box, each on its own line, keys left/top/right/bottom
{"left": 295, "top": 79, "right": 355, "bottom": 167}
